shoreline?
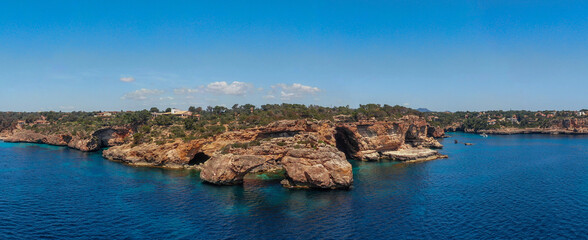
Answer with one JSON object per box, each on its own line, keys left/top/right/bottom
{"left": 0, "top": 139, "right": 205, "bottom": 170}
{"left": 1, "top": 117, "right": 446, "bottom": 190}
{"left": 449, "top": 128, "right": 588, "bottom": 135}
{"left": 1, "top": 138, "right": 448, "bottom": 168}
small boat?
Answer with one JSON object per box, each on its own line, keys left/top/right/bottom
{"left": 480, "top": 133, "right": 488, "bottom": 138}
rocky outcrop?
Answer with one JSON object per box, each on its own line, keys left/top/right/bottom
{"left": 103, "top": 139, "right": 209, "bottom": 168}
{"left": 103, "top": 120, "right": 335, "bottom": 170}
{"left": 104, "top": 116, "right": 444, "bottom": 169}
{"left": 280, "top": 147, "right": 352, "bottom": 189}
{"left": 196, "top": 116, "right": 441, "bottom": 189}
{"left": 2, "top": 128, "right": 132, "bottom": 152}
{"left": 3, "top": 130, "right": 47, "bottom": 144}
{"left": 200, "top": 154, "right": 269, "bottom": 185}
{"left": 197, "top": 128, "right": 352, "bottom": 189}
{"left": 3, "top": 116, "right": 445, "bottom": 190}
{"left": 199, "top": 138, "right": 353, "bottom": 189}
{"left": 379, "top": 148, "right": 447, "bottom": 162}
{"left": 427, "top": 126, "right": 445, "bottom": 138}
{"left": 334, "top": 115, "right": 444, "bottom": 161}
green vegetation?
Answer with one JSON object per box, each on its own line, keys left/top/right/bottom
{"left": 0, "top": 104, "right": 348, "bottom": 141}
{"left": 425, "top": 110, "right": 587, "bottom": 131}
{"left": 3, "top": 104, "right": 583, "bottom": 143}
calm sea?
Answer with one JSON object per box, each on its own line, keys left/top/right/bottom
{"left": 1, "top": 133, "right": 587, "bottom": 239}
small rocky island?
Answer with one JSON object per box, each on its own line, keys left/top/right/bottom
{"left": 0, "top": 105, "right": 447, "bottom": 190}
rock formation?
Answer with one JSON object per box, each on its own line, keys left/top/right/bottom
{"left": 3, "top": 116, "right": 445, "bottom": 190}
{"left": 280, "top": 147, "right": 352, "bottom": 189}
{"left": 102, "top": 139, "right": 209, "bottom": 168}
{"left": 200, "top": 154, "right": 269, "bottom": 185}
{"left": 334, "top": 115, "right": 443, "bottom": 161}
{"left": 2, "top": 127, "right": 131, "bottom": 152}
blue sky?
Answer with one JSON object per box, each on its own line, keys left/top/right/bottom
{"left": 1, "top": 0, "right": 587, "bottom": 112}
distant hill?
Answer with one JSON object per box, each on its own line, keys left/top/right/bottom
{"left": 415, "top": 108, "right": 432, "bottom": 112}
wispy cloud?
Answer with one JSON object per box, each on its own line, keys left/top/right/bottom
{"left": 121, "top": 88, "right": 164, "bottom": 100}
{"left": 205, "top": 81, "right": 253, "bottom": 96}
{"left": 120, "top": 76, "right": 135, "bottom": 82}
{"left": 174, "top": 87, "right": 202, "bottom": 95}
{"left": 270, "top": 83, "right": 321, "bottom": 100}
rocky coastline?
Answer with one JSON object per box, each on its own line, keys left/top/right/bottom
{"left": 1, "top": 115, "right": 446, "bottom": 190}
{"left": 477, "top": 128, "right": 588, "bottom": 135}
{"left": 0, "top": 128, "right": 132, "bottom": 151}
{"left": 445, "top": 127, "right": 588, "bottom": 135}
{"left": 442, "top": 116, "right": 588, "bottom": 135}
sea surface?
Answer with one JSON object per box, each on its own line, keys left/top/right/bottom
{"left": 1, "top": 133, "right": 588, "bottom": 239}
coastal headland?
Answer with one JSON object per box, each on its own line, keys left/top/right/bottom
{"left": 0, "top": 104, "right": 447, "bottom": 190}
{"left": 3, "top": 106, "right": 586, "bottom": 189}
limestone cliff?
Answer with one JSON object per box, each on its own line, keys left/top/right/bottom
{"left": 3, "top": 116, "right": 445, "bottom": 190}
{"left": 334, "top": 115, "right": 444, "bottom": 161}
{"left": 2, "top": 128, "right": 132, "bottom": 152}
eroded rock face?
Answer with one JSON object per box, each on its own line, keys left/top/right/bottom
{"left": 103, "top": 139, "right": 209, "bottom": 168}
{"left": 3, "top": 117, "right": 446, "bottom": 190}
{"left": 3, "top": 127, "right": 131, "bottom": 152}
{"left": 103, "top": 120, "right": 335, "bottom": 170}
{"left": 198, "top": 130, "right": 348, "bottom": 188}
{"left": 101, "top": 117, "right": 442, "bottom": 189}
{"left": 200, "top": 154, "right": 268, "bottom": 185}
{"left": 67, "top": 137, "right": 100, "bottom": 152}
{"left": 280, "top": 146, "right": 352, "bottom": 189}
{"left": 93, "top": 128, "right": 131, "bottom": 147}
{"left": 334, "top": 115, "right": 443, "bottom": 161}
{"left": 427, "top": 126, "right": 445, "bottom": 138}
{"left": 3, "top": 130, "right": 47, "bottom": 144}
{"left": 199, "top": 143, "right": 353, "bottom": 189}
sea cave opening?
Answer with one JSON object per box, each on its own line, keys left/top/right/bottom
{"left": 188, "top": 152, "right": 210, "bottom": 165}
{"left": 335, "top": 127, "right": 360, "bottom": 160}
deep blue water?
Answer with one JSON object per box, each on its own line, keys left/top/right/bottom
{"left": 1, "top": 133, "right": 588, "bottom": 239}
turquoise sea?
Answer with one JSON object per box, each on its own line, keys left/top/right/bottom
{"left": 1, "top": 133, "right": 588, "bottom": 239}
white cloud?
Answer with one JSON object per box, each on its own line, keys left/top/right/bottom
{"left": 174, "top": 87, "right": 202, "bottom": 95}
{"left": 120, "top": 76, "right": 135, "bottom": 82}
{"left": 271, "top": 83, "right": 321, "bottom": 100}
{"left": 121, "top": 88, "right": 164, "bottom": 100}
{"left": 205, "top": 81, "right": 253, "bottom": 96}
